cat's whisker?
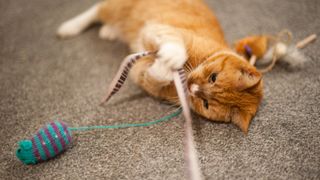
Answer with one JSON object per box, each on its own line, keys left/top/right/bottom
{"left": 184, "top": 66, "right": 191, "bottom": 73}
{"left": 166, "top": 96, "right": 181, "bottom": 105}
{"left": 165, "top": 105, "right": 182, "bottom": 114}
{"left": 167, "top": 103, "right": 179, "bottom": 109}
{"left": 167, "top": 96, "right": 180, "bottom": 101}
{"left": 186, "top": 61, "right": 192, "bottom": 68}
{"left": 184, "top": 64, "right": 189, "bottom": 72}
{"left": 188, "top": 62, "right": 195, "bottom": 70}
{"left": 184, "top": 62, "right": 193, "bottom": 73}
{"left": 186, "top": 65, "right": 192, "bottom": 72}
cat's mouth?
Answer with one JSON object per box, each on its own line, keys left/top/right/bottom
{"left": 188, "top": 83, "right": 207, "bottom": 100}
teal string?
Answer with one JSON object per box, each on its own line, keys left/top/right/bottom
{"left": 69, "top": 108, "right": 182, "bottom": 131}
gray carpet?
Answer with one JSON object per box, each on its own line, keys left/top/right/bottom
{"left": 1, "top": 0, "right": 319, "bottom": 179}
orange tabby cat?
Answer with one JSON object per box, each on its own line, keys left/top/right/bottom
{"left": 57, "top": 0, "right": 263, "bottom": 133}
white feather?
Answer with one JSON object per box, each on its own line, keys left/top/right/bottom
{"left": 256, "top": 43, "right": 307, "bottom": 69}
{"left": 282, "top": 45, "right": 308, "bottom": 68}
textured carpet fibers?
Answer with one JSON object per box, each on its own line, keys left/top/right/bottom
{"left": 0, "top": 0, "right": 319, "bottom": 179}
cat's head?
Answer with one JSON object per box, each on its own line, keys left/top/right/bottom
{"left": 187, "top": 52, "right": 263, "bottom": 134}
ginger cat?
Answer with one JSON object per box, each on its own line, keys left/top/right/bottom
{"left": 57, "top": 0, "right": 263, "bottom": 133}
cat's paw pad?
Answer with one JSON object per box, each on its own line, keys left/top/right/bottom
{"left": 57, "top": 21, "right": 82, "bottom": 38}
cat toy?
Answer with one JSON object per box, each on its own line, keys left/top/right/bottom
{"left": 16, "top": 51, "right": 202, "bottom": 180}
{"left": 235, "top": 31, "right": 317, "bottom": 71}
{"left": 16, "top": 111, "right": 181, "bottom": 165}
{"left": 16, "top": 52, "right": 181, "bottom": 165}
{"left": 100, "top": 51, "right": 203, "bottom": 180}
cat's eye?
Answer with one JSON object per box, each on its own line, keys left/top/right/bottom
{"left": 209, "top": 73, "right": 217, "bottom": 83}
{"left": 203, "top": 99, "right": 209, "bottom": 109}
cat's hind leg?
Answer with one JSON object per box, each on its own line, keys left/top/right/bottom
{"left": 57, "top": 3, "right": 101, "bottom": 38}
{"left": 99, "top": 25, "right": 119, "bottom": 40}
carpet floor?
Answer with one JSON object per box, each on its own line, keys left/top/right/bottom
{"left": 1, "top": 0, "right": 319, "bottom": 179}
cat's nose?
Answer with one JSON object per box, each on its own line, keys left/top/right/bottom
{"left": 188, "top": 84, "right": 199, "bottom": 96}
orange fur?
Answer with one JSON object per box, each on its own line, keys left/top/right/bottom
{"left": 96, "top": 0, "right": 263, "bottom": 133}
{"left": 234, "top": 35, "right": 268, "bottom": 59}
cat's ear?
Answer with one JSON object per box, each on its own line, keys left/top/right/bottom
{"left": 236, "top": 65, "right": 262, "bottom": 91}
{"left": 231, "top": 108, "right": 252, "bottom": 134}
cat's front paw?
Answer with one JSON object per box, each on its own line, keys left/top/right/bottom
{"left": 157, "top": 42, "right": 187, "bottom": 69}
{"left": 148, "top": 42, "right": 187, "bottom": 81}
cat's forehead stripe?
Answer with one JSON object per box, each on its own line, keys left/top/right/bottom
{"left": 192, "top": 51, "right": 246, "bottom": 73}
{"left": 207, "top": 51, "right": 246, "bottom": 62}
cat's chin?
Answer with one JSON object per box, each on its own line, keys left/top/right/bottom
{"left": 188, "top": 95, "right": 196, "bottom": 111}
{"left": 187, "top": 96, "right": 207, "bottom": 118}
